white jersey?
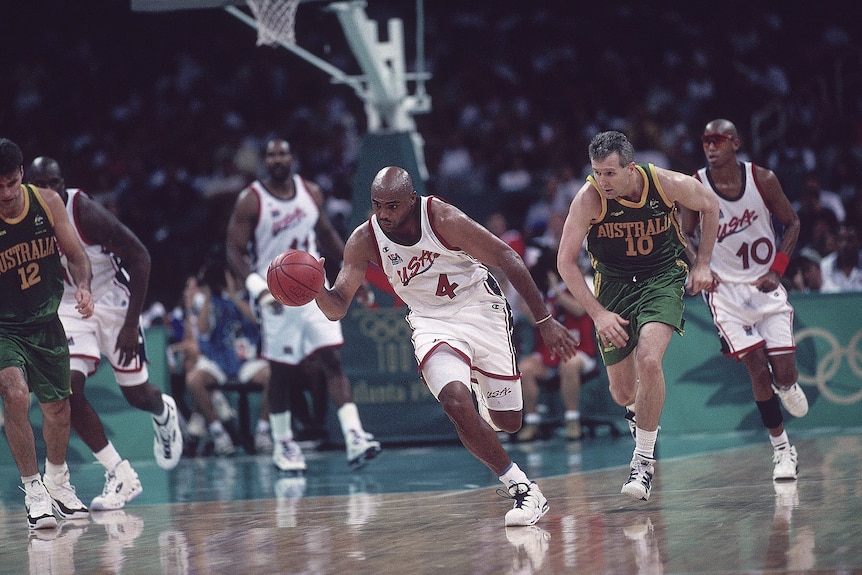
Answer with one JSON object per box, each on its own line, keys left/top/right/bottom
{"left": 59, "top": 188, "right": 146, "bottom": 385}
{"left": 696, "top": 162, "right": 778, "bottom": 283}
{"left": 249, "top": 175, "right": 321, "bottom": 277}
{"left": 61, "top": 188, "right": 131, "bottom": 304}
{"left": 369, "top": 196, "right": 495, "bottom": 317}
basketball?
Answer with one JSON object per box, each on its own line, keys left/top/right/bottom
{"left": 266, "top": 250, "right": 325, "bottom": 307}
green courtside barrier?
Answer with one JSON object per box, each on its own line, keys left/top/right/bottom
{"left": 4, "top": 292, "right": 859, "bottom": 465}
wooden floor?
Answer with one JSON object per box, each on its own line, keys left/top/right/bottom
{"left": 1, "top": 430, "right": 860, "bottom": 575}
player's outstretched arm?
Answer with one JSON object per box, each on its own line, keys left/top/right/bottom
{"left": 76, "top": 194, "right": 151, "bottom": 364}
{"left": 41, "top": 187, "right": 93, "bottom": 318}
{"left": 315, "top": 224, "right": 375, "bottom": 321}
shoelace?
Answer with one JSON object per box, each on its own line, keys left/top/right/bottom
{"left": 20, "top": 485, "right": 50, "bottom": 502}
{"left": 101, "top": 471, "right": 119, "bottom": 496}
{"left": 283, "top": 442, "right": 303, "bottom": 459}
{"left": 629, "top": 461, "right": 654, "bottom": 486}
{"left": 497, "top": 482, "right": 531, "bottom": 507}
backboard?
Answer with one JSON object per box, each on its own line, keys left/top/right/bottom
{"left": 130, "top": 0, "right": 431, "bottom": 228}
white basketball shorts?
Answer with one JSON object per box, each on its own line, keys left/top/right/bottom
{"left": 705, "top": 281, "right": 795, "bottom": 359}
{"left": 410, "top": 297, "right": 522, "bottom": 412}
{"left": 259, "top": 301, "right": 344, "bottom": 365}
{"left": 59, "top": 295, "right": 149, "bottom": 387}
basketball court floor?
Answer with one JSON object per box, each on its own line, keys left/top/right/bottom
{"left": 0, "top": 428, "right": 859, "bottom": 574}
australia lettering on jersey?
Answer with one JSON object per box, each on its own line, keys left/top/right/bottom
{"left": 395, "top": 250, "right": 440, "bottom": 286}
{"left": 0, "top": 237, "right": 57, "bottom": 274}
{"left": 270, "top": 207, "right": 307, "bottom": 237}
{"left": 717, "top": 208, "right": 759, "bottom": 243}
{"left": 595, "top": 214, "right": 671, "bottom": 239}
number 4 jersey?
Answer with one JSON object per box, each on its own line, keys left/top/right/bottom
{"left": 696, "top": 161, "right": 778, "bottom": 284}
{"left": 369, "top": 195, "right": 499, "bottom": 317}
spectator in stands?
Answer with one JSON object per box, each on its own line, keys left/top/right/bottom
{"left": 798, "top": 205, "right": 839, "bottom": 260}
{"left": 183, "top": 260, "right": 272, "bottom": 456}
{"left": 518, "top": 269, "right": 597, "bottom": 442}
{"left": 523, "top": 173, "right": 562, "bottom": 240}
{"left": 786, "top": 248, "right": 823, "bottom": 293}
{"left": 820, "top": 224, "right": 862, "bottom": 292}
{"left": 518, "top": 213, "right": 596, "bottom": 442}
{"left": 794, "top": 173, "right": 845, "bottom": 224}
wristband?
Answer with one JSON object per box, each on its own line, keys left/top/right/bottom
{"left": 245, "top": 273, "right": 269, "bottom": 300}
{"left": 769, "top": 252, "right": 789, "bottom": 276}
{"left": 535, "top": 313, "right": 553, "bottom": 326}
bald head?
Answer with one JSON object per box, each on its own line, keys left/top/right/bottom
{"left": 704, "top": 119, "right": 738, "bottom": 139}
{"left": 28, "top": 156, "right": 65, "bottom": 194}
{"left": 370, "top": 166, "right": 413, "bottom": 198}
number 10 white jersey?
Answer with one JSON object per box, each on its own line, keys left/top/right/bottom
{"left": 696, "top": 162, "right": 778, "bottom": 283}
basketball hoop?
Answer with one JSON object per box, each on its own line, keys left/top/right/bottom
{"left": 245, "top": 0, "right": 299, "bottom": 46}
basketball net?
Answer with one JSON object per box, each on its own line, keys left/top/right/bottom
{"left": 245, "top": 0, "right": 300, "bottom": 46}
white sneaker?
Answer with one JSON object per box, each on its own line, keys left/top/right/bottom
{"left": 773, "top": 383, "right": 809, "bottom": 418}
{"left": 254, "top": 429, "right": 274, "bottom": 454}
{"left": 43, "top": 468, "right": 89, "bottom": 520}
{"left": 503, "top": 481, "right": 549, "bottom": 527}
{"left": 212, "top": 430, "right": 236, "bottom": 457}
{"left": 621, "top": 455, "right": 655, "bottom": 501}
{"left": 152, "top": 394, "right": 183, "bottom": 470}
{"left": 624, "top": 409, "right": 637, "bottom": 440}
{"left": 187, "top": 412, "right": 207, "bottom": 438}
{"left": 345, "top": 430, "right": 381, "bottom": 470}
{"left": 90, "top": 460, "right": 143, "bottom": 511}
{"left": 23, "top": 479, "right": 57, "bottom": 530}
{"left": 273, "top": 440, "right": 307, "bottom": 472}
{"left": 773, "top": 444, "right": 798, "bottom": 480}
{"left": 212, "top": 390, "right": 236, "bottom": 421}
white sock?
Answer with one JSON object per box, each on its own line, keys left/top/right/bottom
{"left": 498, "top": 461, "right": 530, "bottom": 487}
{"left": 44, "top": 460, "right": 68, "bottom": 481}
{"left": 256, "top": 419, "right": 271, "bottom": 434}
{"left": 634, "top": 428, "right": 658, "bottom": 460}
{"left": 21, "top": 473, "right": 41, "bottom": 486}
{"left": 208, "top": 420, "right": 227, "bottom": 435}
{"left": 94, "top": 442, "right": 123, "bottom": 472}
{"left": 270, "top": 411, "right": 294, "bottom": 443}
{"left": 337, "top": 403, "right": 364, "bottom": 440}
{"left": 770, "top": 431, "right": 790, "bottom": 449}
{"left": 564, "top": 410, "right": 580, "bottom": 422}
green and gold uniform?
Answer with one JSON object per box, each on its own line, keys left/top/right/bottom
{"left": 0, "top": 185, "right": 71, "bottom": 402}
{"left": 586, "top": 164, "right": 689, "bottom": 365}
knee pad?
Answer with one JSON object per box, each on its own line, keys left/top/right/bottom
{"left": 422, "top": 346, "right": 471, "bottom": 400}
{"left": 756, "top": 394, "right": 783, "bottom": 429}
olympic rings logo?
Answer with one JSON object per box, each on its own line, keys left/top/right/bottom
{"left": 352, "top": 308, "right": 412, "bottom": 340}
{"left": 795, "top": 327, "right": 862, "bottom": 405}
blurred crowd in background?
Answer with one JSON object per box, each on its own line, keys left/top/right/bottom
{"left": 4, "top": 1, "right": 861, "bottom": 310}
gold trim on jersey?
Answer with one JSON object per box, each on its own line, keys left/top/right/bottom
{"left": 31, "top": 185, "right": 55, "bottom": 227}
{"left": 2, "top": 185, "right": 31, "bottom": 225}
{"left": 586, "top": 175, "right": 607, "bottom": 224}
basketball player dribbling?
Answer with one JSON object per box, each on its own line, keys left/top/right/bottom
{"left": 314, "top": 165, "right": 578, "bottom": 526}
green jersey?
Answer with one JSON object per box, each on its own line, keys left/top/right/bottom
{"left": 586, "top": 163, "right": 687, "bottom": 283}
{"left": 0, "top": 185, "right": 64, "bottom": 328}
